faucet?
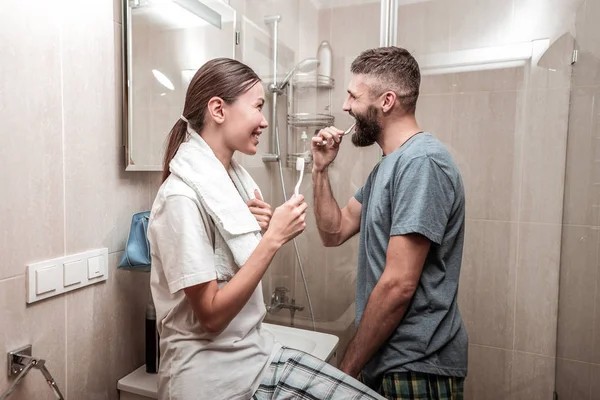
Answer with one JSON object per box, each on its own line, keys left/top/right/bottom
{"left": 266, "top": 287, "right": 304, "bottom": 316}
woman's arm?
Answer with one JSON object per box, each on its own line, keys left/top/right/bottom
{"left": 184, "top": 194, "right": 308, "bottom": 333}
{"left": 184, "top": 235, "right": 279, "bottom": 333}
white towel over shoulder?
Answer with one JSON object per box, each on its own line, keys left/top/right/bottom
{"left": 169, "top": 127, "right": 262, "bottom": 281}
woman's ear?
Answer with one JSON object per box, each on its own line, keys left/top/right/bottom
{"left": 207, "top": 96, "right": 225, "bottom": 124}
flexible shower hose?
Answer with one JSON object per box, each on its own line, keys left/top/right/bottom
{"left": 273, "top": 124, "right": 316, "bottom": 331}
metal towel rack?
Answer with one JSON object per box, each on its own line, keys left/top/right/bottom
{"left": 0, "top": 345, "right": 64, "bottom": 400}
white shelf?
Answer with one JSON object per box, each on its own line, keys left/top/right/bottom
{"left": 288, "top": 113, "right": 334, "bottom": 127}
{"left": 292, "top": 73, "right": 335, "bottom": 89}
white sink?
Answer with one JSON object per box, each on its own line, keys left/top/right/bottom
{"left": 118, "top": 323, "right": 339, "bottom": 400}
{"left": 262, "top": 323, "right": 339, "bottom": 361}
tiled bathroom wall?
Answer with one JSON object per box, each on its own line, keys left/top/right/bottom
{"left": 230, "top": 0, "right": 587, "bottom": 398}
{"left": 398, "top": 0, "right": 578, "bottom": 398}
{"left": 391, "top": 0, "right": 577, "bottom": 398}
{"left": 0, "top": 1, "right": 162, "bottom": 398}
{"left": 555, "top": 0, "right": 600, "bottom": 398}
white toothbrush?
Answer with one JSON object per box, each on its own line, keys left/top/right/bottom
{"left": 294, "top": 156, "right": 305, "bottom": 196}
{"left": 318, "top": 123, "right": 356, "bottom": 146}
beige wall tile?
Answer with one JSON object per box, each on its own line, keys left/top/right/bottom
{"left": 451, "top": 91, "right": 521, "bottom": 221}
{"left": 519, "top": 89, "right": 570, "bottom": 224}
{"left": 459, "top": 220, "right": 518, "bottom": 349}
{"left": 0, "top": 0, "right": 65, "bottom": 280}
{"left": 562, "top": 87, "right": 600, "bottom": 226}
{"left": 419, "top": 74, "right": 456, "bottom": 95}
{"left": 556, "top": 225, "right": 598, "bottom": 362}
{"left": 464, "top": 345, "right": 513, "bottom": 400}
{"left": 416, "top": 94, "right": 453, "bottom": 146}
{"left": 396, "top": 0, "right": 450, "bottom": 55}
{"left": 514, "top": 223, "right": 561, "bottom": 356}
{"left": 66, "top": 253, "right": 149, "bottom": 400}
{"left": 0, "top": 276, "right": 66, "bottom": 400}
{"left": 453, "top": 67, "right": 525, "bottom": 93}
{"left": 62, "top": 8, "right": 151, "bottom": 255}
{"left": 590, "top": 364, "right": 600, "bottom": 399}
{"left": 511, "top": 352, "right": 556, "bottom": 400}
{"left": 555, "top": 359, "right": 591, "bottom": 400}
{"left": 448, "top": 0, "right": 514, "bottom": 51}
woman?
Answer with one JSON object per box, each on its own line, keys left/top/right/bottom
{"left": 148, "top": 58, "right": 384, "bottom": 400}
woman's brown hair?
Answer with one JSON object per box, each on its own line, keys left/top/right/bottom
{"left": 162, "top": 58, "right": 261, "bottom": 182}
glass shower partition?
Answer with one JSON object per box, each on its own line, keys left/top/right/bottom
{"left": 232, "top": 0, "right": 386, "bottom": 365}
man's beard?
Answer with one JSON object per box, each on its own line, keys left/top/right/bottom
{"left": 351, "top": 105, "right": 382, "bottom": 147}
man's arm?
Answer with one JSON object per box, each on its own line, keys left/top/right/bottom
{"left": 313, "top": 169, "right": 362, "bottom": 247}
{"left": 339, "top": 233, "right": 430, "bottom": 377}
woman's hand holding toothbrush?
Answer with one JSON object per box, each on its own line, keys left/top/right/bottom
{"left": 264, "top": 195, "right": 308, "bottom": 247}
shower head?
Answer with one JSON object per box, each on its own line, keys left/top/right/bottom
{"left": 277, "top": 58, "right": 320, "bottom": 90}
{"left": 295, "top": 58, "right": 320, "bottom": 73}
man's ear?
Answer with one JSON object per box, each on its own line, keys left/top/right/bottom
{"left": 207, "top": 96, "right": 225, "bottom": 124}
{"left": 381, "top": 91, "right": 397, "bottom": 113}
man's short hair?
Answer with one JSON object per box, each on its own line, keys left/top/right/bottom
{"left": 351, "top": 47, "right": 421, "bottom": 114}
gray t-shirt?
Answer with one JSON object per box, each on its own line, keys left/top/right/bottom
{"left": 354, "top": 132, "right": 468, "bottom": 385}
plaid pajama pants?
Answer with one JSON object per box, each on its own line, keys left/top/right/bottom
{"left": 252, "top": 347, "right": 386, "bottom": 399}
{"left": 374, "top": 371, "right": 464, "bottom": 400}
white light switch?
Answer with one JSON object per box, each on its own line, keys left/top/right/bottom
{"left": 87, "top": 255, "right": 105, "bottom": 279}
{"left": 35, "top": 265, "right": 60, "bottom": 295}
{"left": 27, "top": 248, "right": 109, "bottom": 304}
{"left": 64, "top": 259, "right": 85, "bottom": 287}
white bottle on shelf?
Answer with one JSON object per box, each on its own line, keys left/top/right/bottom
{"left": 317, "top": 41, "right": 332, "bottom": 79}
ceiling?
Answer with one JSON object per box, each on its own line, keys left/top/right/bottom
{"left": 309, "top": 0, "right": 429, "bottom": 10}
